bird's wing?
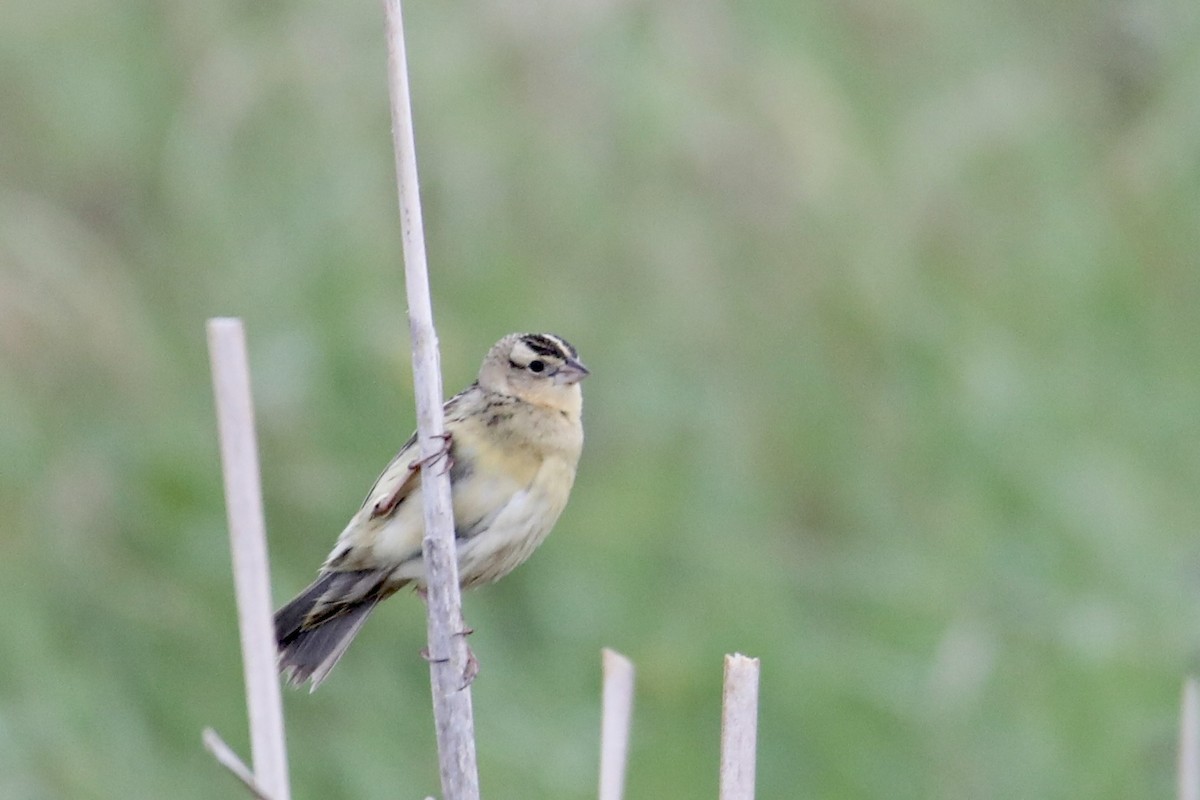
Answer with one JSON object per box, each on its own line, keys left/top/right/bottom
{"left": 360, "top": 432, "right": 421, "bottom": 520}
{"left": 321, "top": 387, "right": 478, "bottom": 572}
{"left": 356, "top": 385, "right": 476, "bottom": 520}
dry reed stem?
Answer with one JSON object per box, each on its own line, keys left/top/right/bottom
{"left": 599, "top": 649, "right": 636, "bottom": 800}
{"left": 206, "top": 318, "right": 292, "bottom": 800}
{"left": 719, "top": 653, "right": 760, "bottom": 800}
{"left": 203, "top": 727, "right": 276, "bottom": 800}
{"left": 1181, "top": 678, "right": 1199, "bottom": 800}
{"left": 382, "top": 1, "right": 480, "bottom": 797}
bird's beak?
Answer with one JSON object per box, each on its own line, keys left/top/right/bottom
{"left": 554, "top": 357, "right": 590, "bottom": 385}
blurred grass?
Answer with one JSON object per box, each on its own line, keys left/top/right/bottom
{"left": 2, "top": 0, "right": 1200, "bottom": 797}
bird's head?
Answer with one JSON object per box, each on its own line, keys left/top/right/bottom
{"left": 478, "top": 332, "right": 589, "bottom": 414}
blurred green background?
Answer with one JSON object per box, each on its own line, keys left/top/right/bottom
{"left": 2, "top": 0, "right": 1200, "bottom": 797}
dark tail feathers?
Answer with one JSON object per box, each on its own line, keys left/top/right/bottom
{"left": 274, "top": 569, "right": 399, "bottom": 691}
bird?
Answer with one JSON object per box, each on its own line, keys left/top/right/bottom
{"left": 274, "top": 332, "right": 588, "bottom": 690}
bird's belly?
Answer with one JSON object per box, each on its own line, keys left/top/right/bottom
{"left": 454, "top": 484, "right": 567, "bottom": 588}
{"left": 374, "top": 458, "right": 573, "bottom": 589}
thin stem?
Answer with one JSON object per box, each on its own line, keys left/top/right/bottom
{"left": 206, "top": 318, "right": 292, "bottom": 800}
{"left": 203, "top": 727, "right": 276, "bottom": 800}
{"left": 719, "top": 653, "right": 760, "bottom": 800}
{"left": 1181, "top": 677, "right": 1199, "bottom": 800}
{"left": 599, "top": 649, "right": 636, "bottom": 800}
{"left": 381, "top": 1, "right": 480, "bottom": 798}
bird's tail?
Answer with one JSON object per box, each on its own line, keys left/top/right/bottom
{"left": 274, "top": 569, "right": 400, "bottom": 691}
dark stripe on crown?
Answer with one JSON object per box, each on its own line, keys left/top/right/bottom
{"left": 521, "top": 333, "right": 577, "bottom": 360}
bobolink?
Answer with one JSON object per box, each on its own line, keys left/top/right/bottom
{"left": 274, "top": 333, "right": 587, "bottom": 690}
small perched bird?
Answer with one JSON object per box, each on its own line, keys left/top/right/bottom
{"left": 275, "top": 332, "right": 588, "bottom": 690}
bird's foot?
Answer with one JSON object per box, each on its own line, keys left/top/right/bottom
{"left": 417, "top": 640, "right": 479, "bottom": 689}
{"left": 409, "top": 432, "right": 454, "bottom": 476}
{"left": 418, "top": 646, "right": 447, "bottom": 665}
{"left": 461, "top": 643, "right": 479, "bottom": 689}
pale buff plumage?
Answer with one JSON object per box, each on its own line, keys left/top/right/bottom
{"left": 275, "top": 333, "right": 587, "bottom": 689}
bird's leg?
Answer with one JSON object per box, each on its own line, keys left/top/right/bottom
{"left": 458, "top": 628, "right": 479, "bottom": 688}
{"left": 417, "top": 642, "right": 477, "bottom": 687}
{"left": 409, "top": 431, "right": 454, "bottom": 476}
{"left": 414, "top": 586, "right": 479, "bottom": 685}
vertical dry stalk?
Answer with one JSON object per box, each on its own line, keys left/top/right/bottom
{"left": 206, "top": 317, "right": 292, "bottom": 800}
{"left": 599, "top": 649, "right": 636, "bottom": 800}
{"left": 719, "top": 653, "right": 760, "bottom": 800}
{"left": 1181, "top": 678, "right": 1199, "bottom": 800}
{"left": 381, "top": 1, "right": 481, "bottom": 797}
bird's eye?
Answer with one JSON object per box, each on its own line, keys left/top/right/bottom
{"left": 528, "top": 360, "right": 546, "bottom": 373}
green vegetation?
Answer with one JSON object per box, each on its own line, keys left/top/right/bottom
{"left": 2, "top": 0, "right": 1199, "bottom": 797}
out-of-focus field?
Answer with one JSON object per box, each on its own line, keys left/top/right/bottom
{"left": 2, "top": 0, "right": 1199, "bottom": 797}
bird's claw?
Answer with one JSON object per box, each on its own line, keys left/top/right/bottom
{"left": 419, "top": 646, "right": 448, "bottom": 665}
{"left": 418, "top": 642, "right": 479, "bottom": 689}
{"left": 460, "top": 645, "right": 479, "bottom": 689}
{"left": 409, "top": 432, "right": 454, "bottom": 476}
